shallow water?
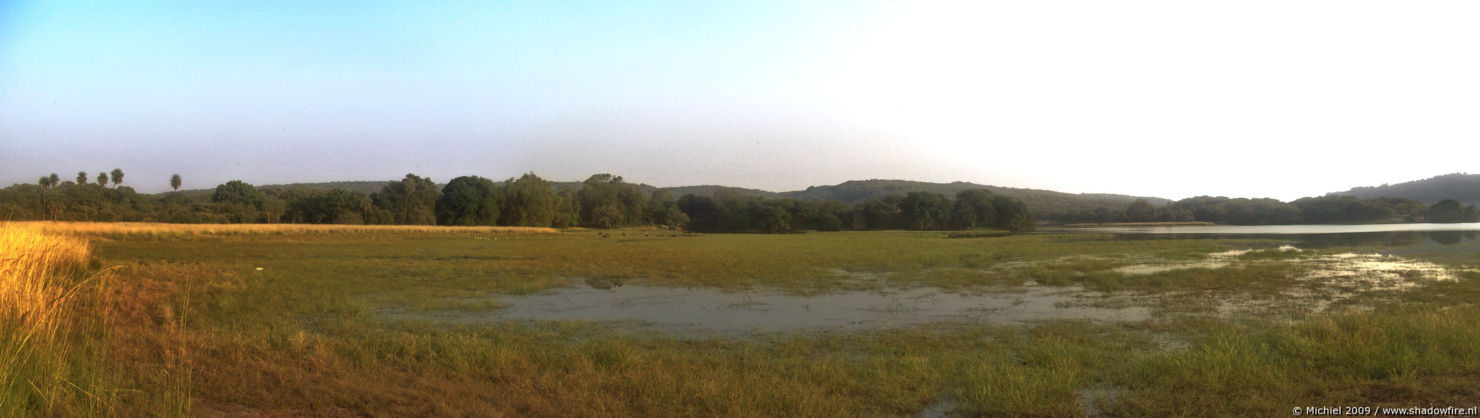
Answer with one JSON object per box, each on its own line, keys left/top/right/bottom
{"left": 390, "top": 280, "right": 1150, "bottom": 335}
{"left": 386, "top": 230, "right": 1472, "bottom": 335}
{"left": 1048, "top": 226, "right": 1480, "bottom": 252}
{"left": 1112, "top": 249, "right": 1250, "bottom": 275}
{"left": 1049, "top": 223, "right": 1480, "bottom": 235}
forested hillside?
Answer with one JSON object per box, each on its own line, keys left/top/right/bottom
{"left": 779, "top": 179, "right": 1167, "bottom": 222}
{"left": 660, "top": 185, "right": 781, "bottom": 200}
{"left": 1331, "top": 173, "right": 1480, "bottom": 205}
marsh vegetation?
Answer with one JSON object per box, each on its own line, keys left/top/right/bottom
{"left": 3, "top": 222, "right": 1478, "bottom": 416}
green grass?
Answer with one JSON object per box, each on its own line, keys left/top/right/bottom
{"left": 13, "top": 227, "right": 1475, "bottom": 415}
{"left": 1111, "top": 306, "right": 1480, "bottom": 416}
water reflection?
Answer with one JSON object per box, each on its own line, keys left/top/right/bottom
{"left": 390, "top": 280, "right": 1151, "bottom": 335}
{"left": 1051, "top": 223, "right": 1480, "bottom": 235}
{"left": 1294, "top": 230, "right": 1478, "bottom": 248}
{"left": 1097, "top": 231, "right": 1479, "bottom": 248}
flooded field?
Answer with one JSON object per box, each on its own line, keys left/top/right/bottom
{"left": 73, "top": 225, "right": 1480, "bottom": 416}
{"left": 391, "top": 278, "right": 1150, "bottom": 335}
{"left": 1048, "top": 222, "right": 1480, "bottom": 236}
{"left": 394, "top": 228, "right": 1474, "bottom": 334}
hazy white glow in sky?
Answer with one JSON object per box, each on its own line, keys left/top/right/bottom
{"left": 2, "top": 0, "right": 1477, "bottom": 201}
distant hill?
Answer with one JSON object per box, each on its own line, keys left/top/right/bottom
{"left": 261, "top": 181, "right": 393, "bottom": 195}
{"left": 1330, "top": 173, "right": 1480, "bottom": 205}
{"left": 659, "top": 185, "right": 781, "bottom": 199}
{"left": 777, "top": 179, "right": 1169, "bottom": 220}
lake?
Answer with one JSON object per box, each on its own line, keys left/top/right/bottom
{"left": 1044, "top": 223, "right": 1480, "bottom": 248}
{"left": 1044, "top": 222, "right": 1480, "bottom": 235}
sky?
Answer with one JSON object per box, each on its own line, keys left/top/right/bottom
{"left": 2, "top": 0, "right": 1478, "bottom": 201}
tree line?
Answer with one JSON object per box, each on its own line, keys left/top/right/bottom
{"left": 1065, "top": 195, "right": 1480, "bottom": 225}
{"left": 0, "top": 170, "right": 1036, "bottom": 233}
{"left": 677, "top": 189, "right": 1034, "bottom": 233}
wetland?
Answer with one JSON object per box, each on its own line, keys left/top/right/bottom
{"left": 10, "top": 222, "right": 1480, "bottom": 416}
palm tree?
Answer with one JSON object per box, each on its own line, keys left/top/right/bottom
{"left": 38, "top": 175, "right": 53, "bottom": 220}
{"left": 110, "top": 168, "right": 124, "bottom": 188}
{"left": 77, "top": 171, "right": 88, "bottom": 185}
{"left": 97, "top": 172, "right": 108, "bottom": 187}
{"left": 170, "top": 174, "right": 182, "bottom": 191}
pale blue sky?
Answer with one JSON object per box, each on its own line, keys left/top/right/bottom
{"left": 3, "top": 1, "right": 1478, "bottom": 200}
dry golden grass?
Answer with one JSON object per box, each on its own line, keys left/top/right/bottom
{"left": 8, "top": 221, "right": 560, "bottom": 238}
{"left": 1, "top": 222, "right": 115, "bottom": 414}
{"left": 0, "top": 223, "right": 92, "bottom": 337}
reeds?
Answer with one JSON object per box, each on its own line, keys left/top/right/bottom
{"left": 1, "top": 223, "right": 113, "bottom": 414}
{"left": 9, "top": 221, "right": 560, "bottom": 238}
{"left": 1, "top": 224, "right": 91, "bottom": 324}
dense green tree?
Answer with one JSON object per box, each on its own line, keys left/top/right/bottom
{"left": 1428, "top": 199, "right": 1465, "bottom": 223}
{"left": 96, "top": 172, "right": 108, "bottom": 187}
{"left": 436, "top": 176, "right": 501, "bottom": 226}
{"left": 645, "top": 190, "right": 689, "bottom": 229}
{"left": 551, "top": 190, "right": 581, "bottom": 228}
{"left": 158, "top": 188, "right": 190, "bottom": 221}
{"left": 676, "top": 194, "right": 724, "bottom": 231}
{"left": 500, "top": 173, "right": 557, "bottom": 227}
{"left": 372, "top": 173, "right": 439, "bottom": 225}
{"left": 268, "top": 187, "right": 373, "bottom": 224}
{"left": 855, "top": 198, "right": 901, "bottom": 229}
{"left": 110, "top": 168, "right": 123, "bottom": 188}
{"left": 1126, "top": 199, "right": 1156, "bottom": 222}
{"left": 77, "top": 172, "right": 88, "bottom": 185}
{"left": 1266, "top": 203, "right": 1301, "bottom": 224}
{"left": 899, "top": 191, "right": 950, "bottom": 230}
{"left": 711, "top": 190, "right": 761, "bottom": 231}
{"left": 674, "top": 189, "right": 1032, "bottom": 233}
{"left": 755, "top": 202, "right": 792, "bottom": 233}
{"left": 323, "top": 189, "right": 373, "bottom": 224}
{"left": 577, "top": 173, "right": 648, "bottom": 228}
{"left": 994, "top": 195, "right": 1035, "bottom": 232}
{"left": 262, "top": 196, "right": 287, "bottom": 223}
{"left": 212, "top": 180, "right": 263, "bottom": 207}
{"left": 1167, "top": 196, "right": 1301, "bottom": 225}
{"left": 812, "top": 200, "right": 850, "bottom": 231}
{"left": 951, "top": 189, "right": 996, "bottom": 229}
{"left": 1292, "top": 196, "right": 1392, "bottom": 224}
{"left": 1367, "top": 197, "right": 1428, "bottom": 222}
{"left": 677, "top": 190, "right": 765, "bottom": 232}
{"left": 212, "top": 180, "right": 264, "bottom": 222}
{"left": 269, "top": 187, "right": 319, "bottom": 223}
{"left": 58, "top": 180, "right": 109, "bottom": 221}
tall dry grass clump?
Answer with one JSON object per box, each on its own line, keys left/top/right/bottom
{"left": 7, "top": 220, "right": 559, "bottom": 240}
{"left": 12, "top": 221, "right": 560, "bottom": 239}
{"left": 1, "top": 225, "right": 91, "bottom": 325}
{"left": 1, "top": 223, "right": 115, "bottom": 414}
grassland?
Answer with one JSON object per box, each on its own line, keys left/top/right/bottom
{"left": 1, "top": 223, "right": 120, "bottom": 414}
{"left": 3, "top": 221, "right": 1478, "bottom": 416}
